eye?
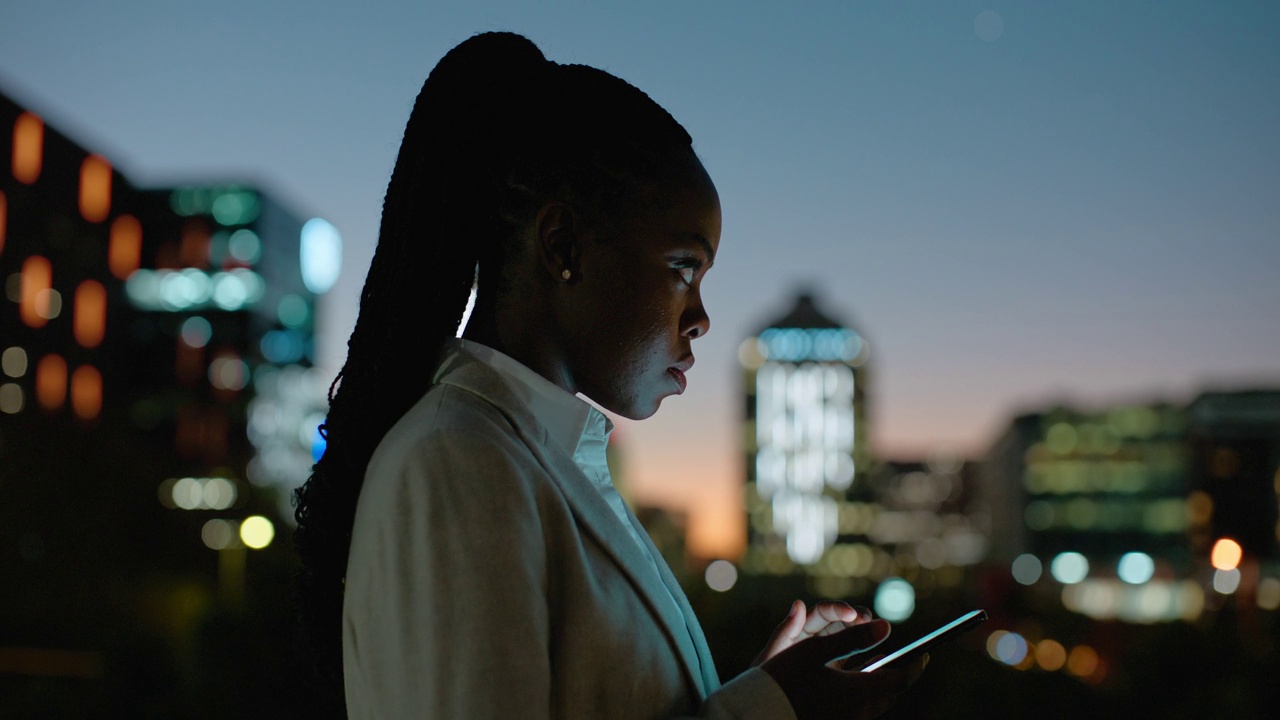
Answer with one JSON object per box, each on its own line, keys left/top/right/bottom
{"left": 674, "top": 259, "right": 702, "bottom": 286}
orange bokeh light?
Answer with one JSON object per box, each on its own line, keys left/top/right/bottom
{"left": 1036, "top": 639, "right": 1067, "bottom": 671}
{"left": 79, "top": 154, "right": 112, "bottom": 223}
{"left": 20, "top": 256, "right": 52, "bottom": 328}
{"left": 1211, "top": 538, "right": 1243, "bottom": 571}
{"left": 36, "top": 354, "right": 67, "bottom": 410}
{"left": 74, "top": 280, "right": 107, "bottom": 348}
{"left": 1066, "top": 645, "right": 1098, "bottom": 678}
{"left": 71, "top": 365, "right": 103, "bottom": 420}
{"left": 109, "top": 215, "right": 142, "bottom": 279}
{"left": 12, "top": 112, "right": 44, "bottom": 184}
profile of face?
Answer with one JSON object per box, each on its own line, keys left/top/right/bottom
{"left": 560, "top": 155, "right": 722, "bottom": 420}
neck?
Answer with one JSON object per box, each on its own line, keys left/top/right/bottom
{"left": 461, "top": 304, "right": 575, "bottom": 395}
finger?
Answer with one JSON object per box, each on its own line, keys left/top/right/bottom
{"left": 795, "top": 619, "right": 891, "bottom": 665}
{"left": 761, "top": 600, "right": 806, "bottom": 658}
{"left": 803, "top": 602, "right": 859, "bottom": 638}
{"left": 852, "top": 605, "right": 873, "bottom": 623}
{"left": 810, "top": 602, "right": 858, "bottom": 626}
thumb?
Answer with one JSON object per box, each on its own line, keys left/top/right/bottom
{"left": 790, "top": 618, "right": 891, "bottom": 666}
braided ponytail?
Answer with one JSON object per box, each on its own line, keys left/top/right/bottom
{"left": 292, "top": 31, "right": 694, "bottom": 712}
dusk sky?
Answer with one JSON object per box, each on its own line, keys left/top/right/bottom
{"left": 3, "top": 1, "right": 1277, "bottom": 557}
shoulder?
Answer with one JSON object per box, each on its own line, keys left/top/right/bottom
{"left": 359, "top": 382, "right": 547, "bottom": 519}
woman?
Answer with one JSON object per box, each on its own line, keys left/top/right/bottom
{"left": 293, "top": 31, "right": 924, "bottom": 719}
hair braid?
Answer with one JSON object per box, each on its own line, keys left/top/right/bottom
{"left": 291, "top": 31, "right": 694, "bottom": 713}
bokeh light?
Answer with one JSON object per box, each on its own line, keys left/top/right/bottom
{"left": 239, "top": 516, "right": 274, "bottom": 549}
{"left": 1036, "top": 639, "right": 1067, "bottom": 671}
{"left": 704, "top": 560, "right": 738, "bottom": 592}
{"left": 1210, "top": 538, "right": 1242, "bottom": 571}
{"left": 1011, "top": 553, "right": 1042, "bottom": 585}
{"left": 1213, "top": 568, "right": 1242, "bottom": 594}
{"left": 1050, "top": 552, "right": 1089, "bottom": 584}
{"left": 873, "top": 577, "right": 915, "bottom": 621}
{"left": 202, "top": 519, "right": 238, "bottom": 550}
{"left": 1257, "top": 578, "right": 1280, "bottom": 611}
{"left": 1066, "top": 645, "right": 1099, "bottom": 677}
{"left": 2, "top": 347, "right": 28, "bottom": 377}
{"left": 1117, "top": 552, "right": 1155, "bottom": 584}
{"left": 180, "top": 317, "right": 213, "bottom": 348}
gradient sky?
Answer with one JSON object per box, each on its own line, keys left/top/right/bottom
{"left": 3, "top": 1, "right": 1277, "bottom": 557}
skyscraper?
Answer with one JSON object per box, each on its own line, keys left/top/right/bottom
{"left": 738, "top": 292, "right": 871, "bottom": 574}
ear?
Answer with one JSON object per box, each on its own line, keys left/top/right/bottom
{"left": 533, "top": 201, "right": 587, "bottom": 283}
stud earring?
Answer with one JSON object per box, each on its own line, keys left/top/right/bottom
{"left": 561, "top": 269, "right": 572, "bottom": 281}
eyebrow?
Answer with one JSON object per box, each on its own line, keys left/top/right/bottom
{"left": 682, "top": 232, "right": 716, "bottom": 266}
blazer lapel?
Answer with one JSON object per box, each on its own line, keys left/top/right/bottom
{"left": 523, "top": 434, "right": 710, "bottom": 699}
{"left": 627, "top": 511, "right": 721, "bottom": 694}
{"left": 437, "top": 358, "right": 709, "bottom": 698}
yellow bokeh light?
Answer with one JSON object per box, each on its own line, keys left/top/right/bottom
{"left": 239, "top": 515, "right": 274, "bottom": 549}
{"left": 1210, "top": 538, "right": 1242, "bottom": 571}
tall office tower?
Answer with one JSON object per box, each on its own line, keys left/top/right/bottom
{"left": 0, "top": 89, "right": 337, "bottom": 706}
{"left": 738, "top": 292, "right": 873, "bottom": 580}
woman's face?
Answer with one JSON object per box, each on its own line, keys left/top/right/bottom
{"left": 563, "top": 157, "right": 722, "bottom": 420}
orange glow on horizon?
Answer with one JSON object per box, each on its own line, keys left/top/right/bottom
{"left": 36, "top": 354, "right": 67, "bottom": 410}
{"left": 78, "top": 155, "right": 112, "bottom": 223}
{"left": 109, "top": 215, "right": 142, "bottom": 279}
{"left": 12, "top": 112, "right": 44, "bottom": 184}
{"left": 74, "top": 280, "right": 107, "bottom": 348}
{"left": 71, "top": 365, "right": 103, "bottom": 419}
{"left": 20, "top": 256, "right": 52, "bottom": 328}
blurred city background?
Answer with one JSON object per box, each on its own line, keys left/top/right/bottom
{"left": 2, "top": 2, "right": 1278, "bottom": 718}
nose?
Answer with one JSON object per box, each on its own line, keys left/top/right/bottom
{"left": 681, "top": 292, "right": 711, "bottom": 340}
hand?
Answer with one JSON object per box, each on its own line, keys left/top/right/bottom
{"left": 760, "top": 619, "right": 928, "bottom": 720}
{"left": 752, "top": 600, "right": 874, "bottom": 666}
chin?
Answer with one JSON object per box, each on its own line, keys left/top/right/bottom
{"left": 611, "top": 394, "right": 664, "bottom": 422}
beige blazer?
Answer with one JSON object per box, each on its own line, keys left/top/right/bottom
{"left": 342, "top": 350, "right": 794, "bottom": 719}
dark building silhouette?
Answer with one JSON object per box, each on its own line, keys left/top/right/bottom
{"left": 0, "top": 87, "right": 335, "bottom": 715}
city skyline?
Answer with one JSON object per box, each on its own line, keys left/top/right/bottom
{"left": 3, "top": 1, "right": 1277, "bottom": 557}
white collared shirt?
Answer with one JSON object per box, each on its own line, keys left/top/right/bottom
{"left": 439, "top": 339, "right": 665, "bottom": 576}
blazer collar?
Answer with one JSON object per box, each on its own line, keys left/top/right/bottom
{"left": 433, "top": 345, "right": 714, "bottom": 697}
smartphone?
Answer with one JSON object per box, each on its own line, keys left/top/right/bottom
{"left": 859, "top": 609, "right": 988, "bottom": 672}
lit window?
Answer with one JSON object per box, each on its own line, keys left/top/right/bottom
{"left": 12, "top": 112, "right": 44, "bottom": 184}
{"left": 71, "top": 365, "right": 102, "bottom": 419}
{"left": 20, "top": 256, "right": 52, "bottom": 328}
{"left": 74, "top": 281, "right": 107, "bottom": 348}
{"left": 108, "top": 215, "right": 142, "bottom": 279}
{"left": 78, "top": 154, "right": 112, "bottom": 223}
{"left": 36, "top": 354, "right": 67, "bottom": 410}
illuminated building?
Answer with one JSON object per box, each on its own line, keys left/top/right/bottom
{"left": 981, "top": 390, "right": 1280, "bottom": 623}
{"left": 0, "top": 87, "right": 336, "bottom": 701}
{"left": 738, "top": 292, "right": 873, "bottom": 579}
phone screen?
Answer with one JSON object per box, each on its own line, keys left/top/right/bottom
{"left": 860, "top": 609, "right": 988, "bottom": 673}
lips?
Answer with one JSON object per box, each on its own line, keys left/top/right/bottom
{"left": 667, "top": 368, "right": 687, "bottom": 394}
{"left": 668, "top": 356, "right": 694, "bottom": 395}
